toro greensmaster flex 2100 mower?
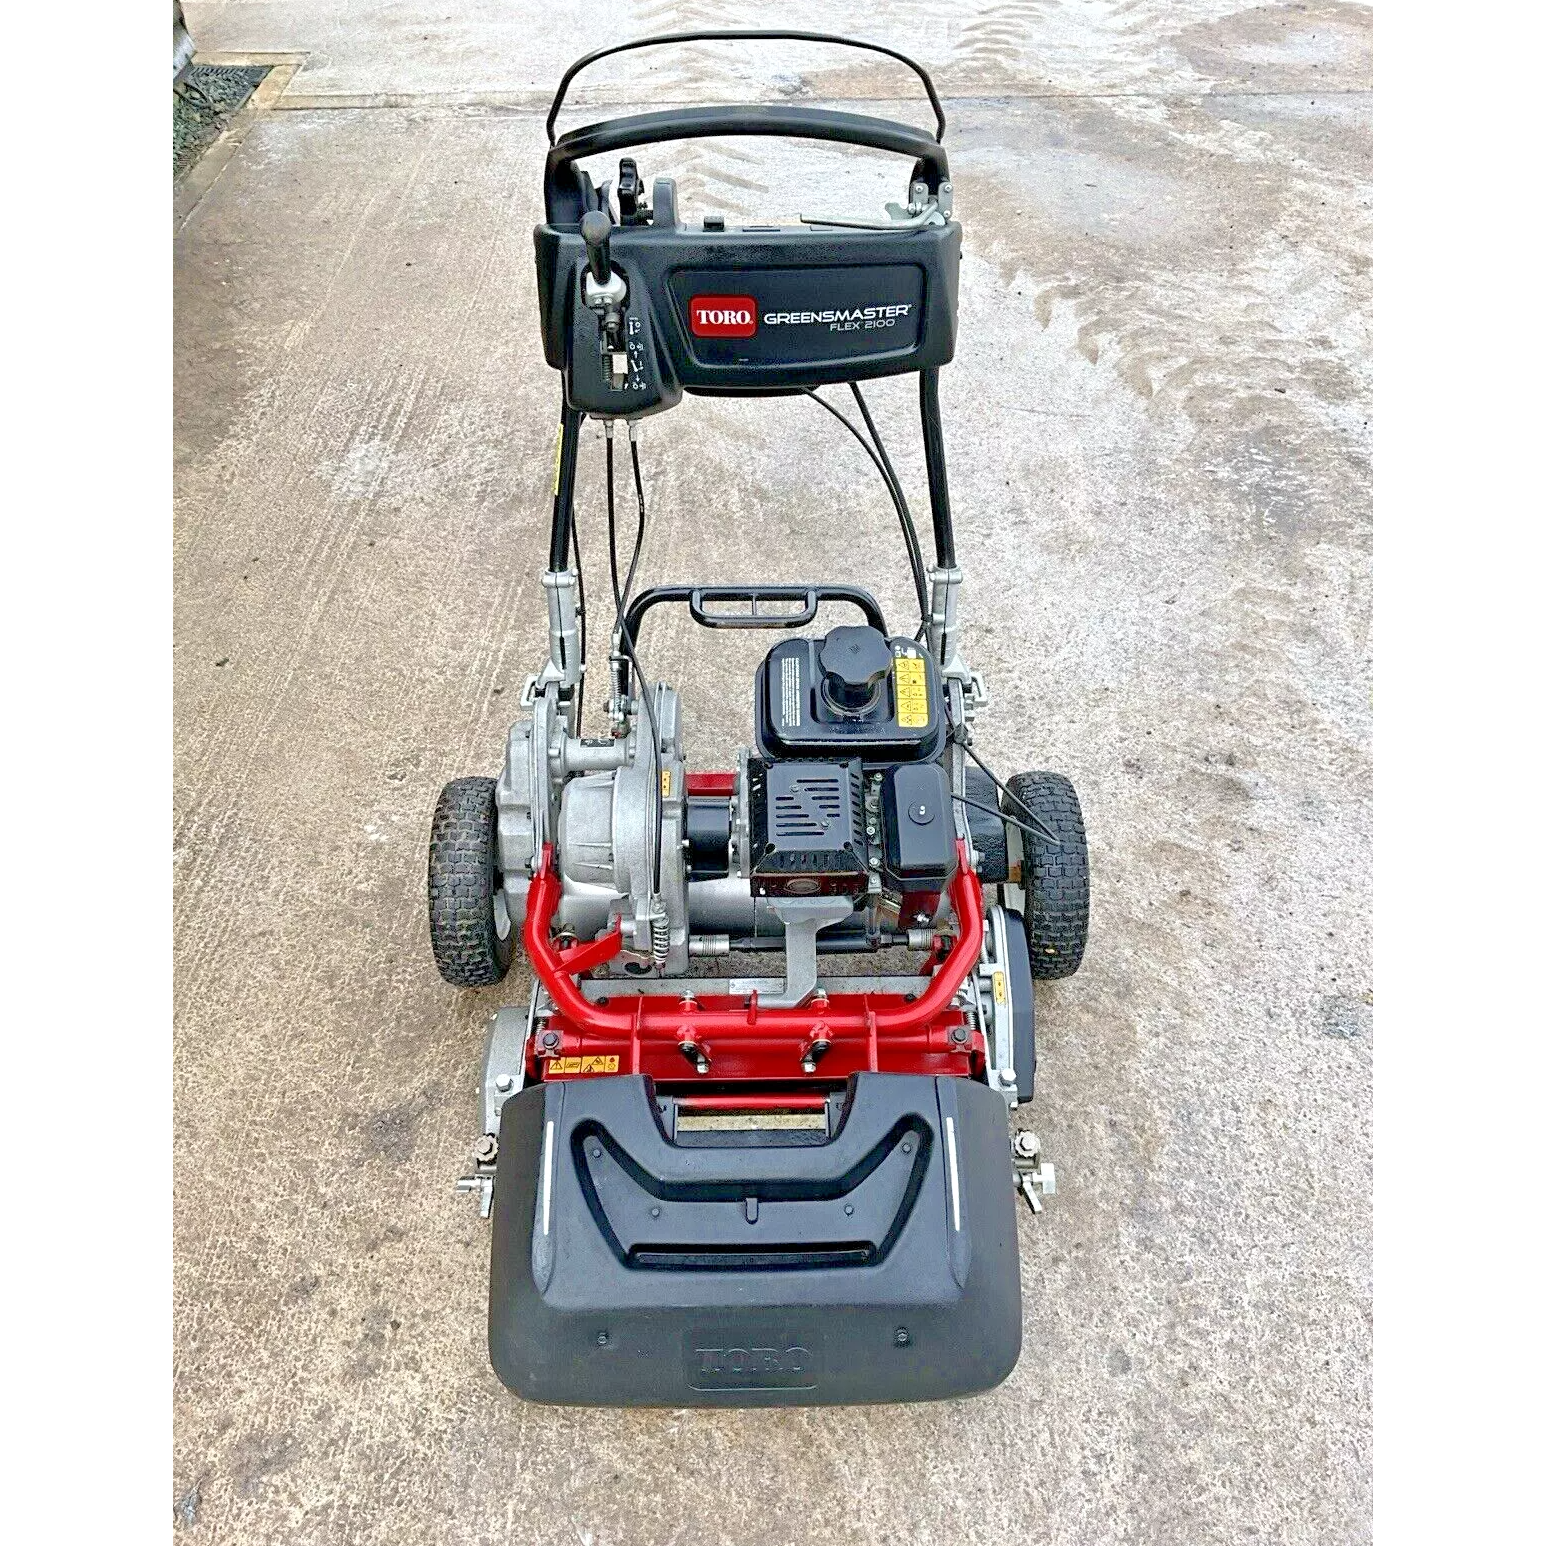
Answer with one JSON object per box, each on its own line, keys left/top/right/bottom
{"left": 428, "top": 31, "right": 1089, "bottom": 1406}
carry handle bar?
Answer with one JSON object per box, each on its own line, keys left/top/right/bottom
{"left": 625, "top": 584, "right": 886, "bottom": 641}
{"left": 546, "top": 30, "right": 947, "bottom": 145}
{"left": 617, "top": 584, "right": 887, "bottom": 696}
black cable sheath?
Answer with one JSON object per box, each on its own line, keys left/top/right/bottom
{"left": 548, "top": 401, "right": 583, "bottom": 570}
{"left": 954, "top": 792, "right": 1060, "bottom": 848}
{"left": 919, "top": 368, "right": 956, "bottom": 568}
{"left": 848, "top": 381, "right": 930, "bottom": 636}
{"left": 803, "top": 389, "right": 930, "bottom": 629}
{"left": 568, "top": 481, "right": 587, "bottom": 733}
{"left": 606, "top": 435, "right": 666, "bottom": 896}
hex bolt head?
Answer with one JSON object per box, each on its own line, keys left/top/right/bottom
{"left": 894, "top": 1327, "right": 911, "bottom": 1347}
{"left": 596, "top": 1331, "right": 609, "bottom": 1347}
{"left": 473, "top": 1135, "right": 498, "bottom": 1165}
{"left": 1013, "top": 1131, "right": 1040, "bottom": 1160}
{"left": 494, "top": 1074, "right": 515, "bottom": 1094}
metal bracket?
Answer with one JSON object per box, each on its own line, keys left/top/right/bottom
{"left": 761, "top": 897, "right": 855, "bottom": 1008}
{"left": 801, "top": 177, "right": 954, "bottom": 231}
{"left": 458, "top": 988, "right": 543, "bottom": 1221}
{"left": 1011, "top": 1130, "right": 1056, "bottom": 1214}
{"left": 975, "top": 904, "right": 1021, "bottom": 1105}
{"left": 481, "top": 987, "right": 540, "bottom": 1137}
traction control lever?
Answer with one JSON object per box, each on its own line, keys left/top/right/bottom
{"left": 579, "top": 209, "right": 628, "bottom": 388}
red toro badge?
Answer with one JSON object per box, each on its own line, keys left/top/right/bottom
{"left": 689, "top": 295, "right": 758, "bottom": 338}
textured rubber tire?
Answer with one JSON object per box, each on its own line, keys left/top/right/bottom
{"left": 1002, "top": 771, "right": 1089, "bottom": 980}
{"left": 428, "top": 777, "right": 513, "bottom": 987}
{"left": 963, "top": 766, "right": 1009, "bottom": 884}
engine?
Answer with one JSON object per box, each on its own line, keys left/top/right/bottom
{"left": 494, "top": 622, "right": 958, "bottom": 987}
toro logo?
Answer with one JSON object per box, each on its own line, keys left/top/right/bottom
{"left": 689, "top": 294, "right": 757, "bottom": 338}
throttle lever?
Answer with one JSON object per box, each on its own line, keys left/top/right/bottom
{"left": 580, "top": 209, "right": 613, "bottom": 286}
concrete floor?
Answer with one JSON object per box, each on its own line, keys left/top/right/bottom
{"left": 174, "top": 3, "right": 1372, "bottom": 1542}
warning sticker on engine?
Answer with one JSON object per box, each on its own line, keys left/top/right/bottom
{"left": 781, "top": 656, "right": 801, "bottom": 726}
{"left": 548, "top": 1055, "right": 620, "bottom": 1075}
{"left": 893, "top": 655, "right": 929, "bottom": 728}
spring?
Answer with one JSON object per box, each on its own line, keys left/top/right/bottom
{"left": 650, "top": 909, "right": 670, "bottom": 966}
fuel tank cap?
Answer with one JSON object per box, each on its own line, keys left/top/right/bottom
{"left": 819, "top": 626, "right": 893, "bottom": 715}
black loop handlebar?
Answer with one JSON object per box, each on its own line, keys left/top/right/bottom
{"left": 546, "top": 29, "right": 947, "bottom": 145}
{"left": 545, "top": 105, "right": 950, "bottom": 221}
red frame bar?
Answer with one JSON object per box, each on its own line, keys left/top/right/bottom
{"left": 522, "top": 840, "right": 985, "bottom": 1084}
{"left": 684, "top": 770, "right": 737, "bottom": 797}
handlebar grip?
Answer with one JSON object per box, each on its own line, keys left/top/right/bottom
{"left": 545, "top": 106, "right": 950, "bottom": 224}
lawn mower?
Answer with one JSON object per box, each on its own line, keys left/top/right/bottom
{"left": 429, "top": 30, "right": 1089, "bottom": 1406}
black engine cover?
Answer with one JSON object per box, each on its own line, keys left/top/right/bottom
{"left": 748, "top": 759, "right": 868, "bottom": 899}
{"left": 754, "top": 633, "right": 944, "bottom": 764}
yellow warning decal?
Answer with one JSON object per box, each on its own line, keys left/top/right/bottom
{"left": 548, "top": 1055, "right": 620, "bottom": 1075}
{"left": 660, "top": 767, "right": 673, "bottom": 799}
{"left": 551, "top": 423, "right": 564, "bottom": 495}
{"left": 893, "top": 654, "right": 930, "bottom": 729}
{"left": 993, "top": 970, "right": 1007, "bottom": 1006}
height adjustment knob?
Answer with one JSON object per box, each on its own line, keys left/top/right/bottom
{"left": 819, "top": 626, "right": 893, "bottom": 715}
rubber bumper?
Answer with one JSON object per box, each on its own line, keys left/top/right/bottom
{"left": 488, "top": 1072, "right": 1022, "bottom": 1406}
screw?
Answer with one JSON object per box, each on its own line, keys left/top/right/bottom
{"left": 650, "top": 1206, "right": 661, "bottom": 1218}
{"left": 844, "top": 1203, "right": 854, "bottom": 1216}
{"left": 901, "top": 1141, "right": 913, "bottom": 1155}
{"left": 596, "top": 1331, "right": 609, "bottom": 1347}
{"left": 894, "top": 1327, "right": 911, "bottom": 1347}
{"left": 589, "top": 1144, "right": 602, "bottom": 1159}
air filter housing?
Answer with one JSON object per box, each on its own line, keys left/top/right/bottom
{"left": 748, "top": 759, "right": 869, "bottom": 899}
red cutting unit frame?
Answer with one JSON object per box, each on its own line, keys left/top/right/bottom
{"left": 523, "top": 774, "right": 988, "bottom": 1106}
